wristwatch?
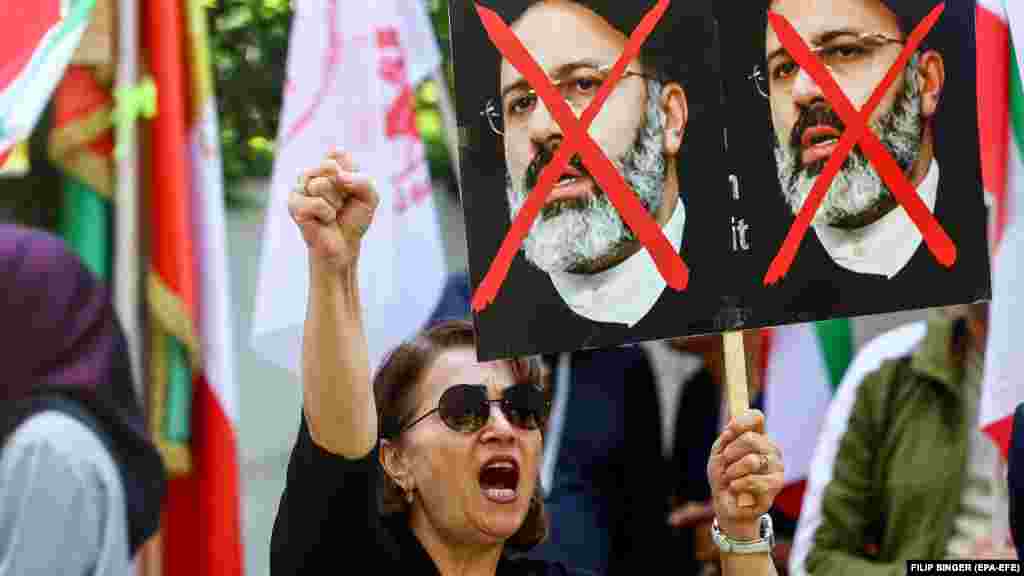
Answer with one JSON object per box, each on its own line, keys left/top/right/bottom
{"left": 710, "top": 514, "right": 774, "bottom": 555}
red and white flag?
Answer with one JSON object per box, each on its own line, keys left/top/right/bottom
{"left": 764, "top": 319, "right": 852, "bottom": 519}
{"left": 147, "top": 0, "right": 245, "bottom": 574}
{"left": 977, "top": 0, "right": 1024, "bottom": 459}
{"left": 252, "top": 0, "right": 447, "bottom": 375}
{"left": 0, "top": 0, "right": 95, "bottom": 160}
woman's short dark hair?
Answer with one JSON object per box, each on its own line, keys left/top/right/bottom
{"left": 373, "top": 319, "right": 549, "bottom": 552}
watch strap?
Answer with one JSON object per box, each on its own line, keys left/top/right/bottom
{"left": 711, "top": 514, "right": 774, "bottom": 555}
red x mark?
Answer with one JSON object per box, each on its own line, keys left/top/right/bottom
{"left": 470, "top": 0, "right": 688, "bottom": 313}
{"left": 764, "top": 4, "right": 956, "bottom": 285}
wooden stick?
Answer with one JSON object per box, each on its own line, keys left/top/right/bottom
{"left": 723, "top": 331, "right": 756, "bottom": 508}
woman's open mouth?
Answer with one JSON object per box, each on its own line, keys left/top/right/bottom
{"left": 479, "top": 457, "right": 520, "bottom": 504}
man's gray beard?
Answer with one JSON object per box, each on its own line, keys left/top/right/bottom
{"left": 505, "top": 79, "right": 669, "bottom": 274}
{"left": 773, "top": 59, "right": 924, "bottom": 228}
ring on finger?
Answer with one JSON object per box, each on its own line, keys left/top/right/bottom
{"left": 758, "top": 453, "right": 769, "bottom": 474}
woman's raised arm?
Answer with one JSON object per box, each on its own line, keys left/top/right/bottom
{"left": 287, "top": 150, "right": 380, "bottom": 458}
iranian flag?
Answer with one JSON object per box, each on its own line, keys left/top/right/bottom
{"left": 43, "top": 0, "right": 113, "bottom": 286}
{"left": 51, "top": 65, "right": 113, "bottom": 282}
{"left": 763, "top": 319, "right": 852, "bottom": 519}
{"left": 977, "top": 0, "right": 1024, "bottom": 460}
{"left": 142, "top": 0, "right": 242, "bottom": 574}
{"left": 167, "top": 1, "right": 244, "bottom": 575}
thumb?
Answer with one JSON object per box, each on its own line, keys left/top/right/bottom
{"left": 667, "top": 507, "right": 689, "bottom": 527}
{"left": 337, "top": 195, "right": 375, "bottom": 244}
{"left": 668, "top": 502, "right": 715, "bottom": 527}
{"left": 332, "top": 168, "right": 379, "bottom": 244}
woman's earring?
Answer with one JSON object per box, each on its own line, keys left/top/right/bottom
{"left": 405, "top": 488, "right": 415, "bottom": 504}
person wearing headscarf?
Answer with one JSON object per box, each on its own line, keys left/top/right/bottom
{"left": 0, "top": 224, "right": 165, "bottom": 574}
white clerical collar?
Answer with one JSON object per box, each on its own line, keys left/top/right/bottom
{"left": 548, "top": 198, "right": 686, "bottom": 327}
{"left": 813, "top": 158, "right": 939, "bottom": 278}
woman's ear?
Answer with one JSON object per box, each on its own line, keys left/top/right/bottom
{"left": 660, "top": 82, "right": 689, "bottom": 156}
{"left": 380, "top": 439, "right": 414, "bottom": 494}
{"left": 916, "top": 49, "right": 945, "bottom": 118}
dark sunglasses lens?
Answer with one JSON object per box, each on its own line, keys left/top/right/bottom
{"left": 501, "top": 384, "right": 546, "bottom": 430}
{"left": 439, "top": 385, "right": 489, "bottom": 432}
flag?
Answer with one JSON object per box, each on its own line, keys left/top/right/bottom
{"left": 70, "top": 0, "right": 112, "bottom": 67}
{"left": 142, "top": 0, "right": 195, "bottom": 479}
{"left": 155, "top": 1, "right": 245, "bottom": 575}
{"left": 250, "top": 0, "right": 447, "bottom": 377}
{"left": 0, "top": 0, "right": 96, "bottom": 160}
{"left": 140, "top": 0, "right": 244, "bottom": 574}
{"left": 49, "top": 0, "right": 116, "bottom": 300}
{"left": 49, "top": 30, "right": 116, "bottom": 280}
{"left": 763, "top": 319, "right": 852, "bottom": 519}
{"left": 786, "top": 320, "right": 930, "bottom": 576}
{"left": 977, "top": 0, "right": 1024, "bottom": 460}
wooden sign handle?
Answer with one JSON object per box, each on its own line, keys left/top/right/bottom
{"left": 723, "top": 331, "right": 756, "bottom": 508}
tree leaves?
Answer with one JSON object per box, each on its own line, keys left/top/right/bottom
{"left": 208, "top": 0, "right": 454, "bottom": 189}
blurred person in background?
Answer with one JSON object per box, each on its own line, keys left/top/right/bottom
{"left": 790, "top": 304, "right": 1016, "bottom": 576}
{"left": 523, "top": 345, "right": 667, "bottom": 576}
{"left": 0, "top": 224, "right": 165, "bottom": 575}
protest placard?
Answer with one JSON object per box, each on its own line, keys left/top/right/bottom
{"left": 449, "top": 0, "right": 990, "bottom": 361}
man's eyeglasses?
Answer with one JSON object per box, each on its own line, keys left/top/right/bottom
{"left": 750, "top": 32, "right": 905, "bottom": 99}
{"left": 395, "top": 382, "right": 550, "bottom": 436}
{"left": 481, "top": 63, "right": 659, "bottom": 136}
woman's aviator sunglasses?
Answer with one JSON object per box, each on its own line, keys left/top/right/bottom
{"left": 397, "top": 383, "right": 549, "bottom": 436}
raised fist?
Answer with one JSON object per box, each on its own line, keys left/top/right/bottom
{"left": 288, "top": 150, "right": 380, "bottom": 273}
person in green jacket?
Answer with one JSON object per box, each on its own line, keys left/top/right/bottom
{"left": 796, "top": 303, "right": 1017, "bottom": 576}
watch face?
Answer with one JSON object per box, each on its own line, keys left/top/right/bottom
{"left": 761, "top": 514, "right": 775, "bottom": 547}
{"left": 711, "top": 514, "right": 774, "bottom": 554}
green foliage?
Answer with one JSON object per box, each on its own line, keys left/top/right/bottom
{"left": 419, "top": 0, "right": 455, "bottom": 183}
{"left": 206, "top": 0, "right": 455, "bottom": 189}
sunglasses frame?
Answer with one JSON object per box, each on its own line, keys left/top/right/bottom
{"left": 396, "top": 382, "right": 549, "bottom": 437}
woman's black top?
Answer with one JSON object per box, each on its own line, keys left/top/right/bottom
{"left": 270, "top": 413, "right": 587, "bottom": 575}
